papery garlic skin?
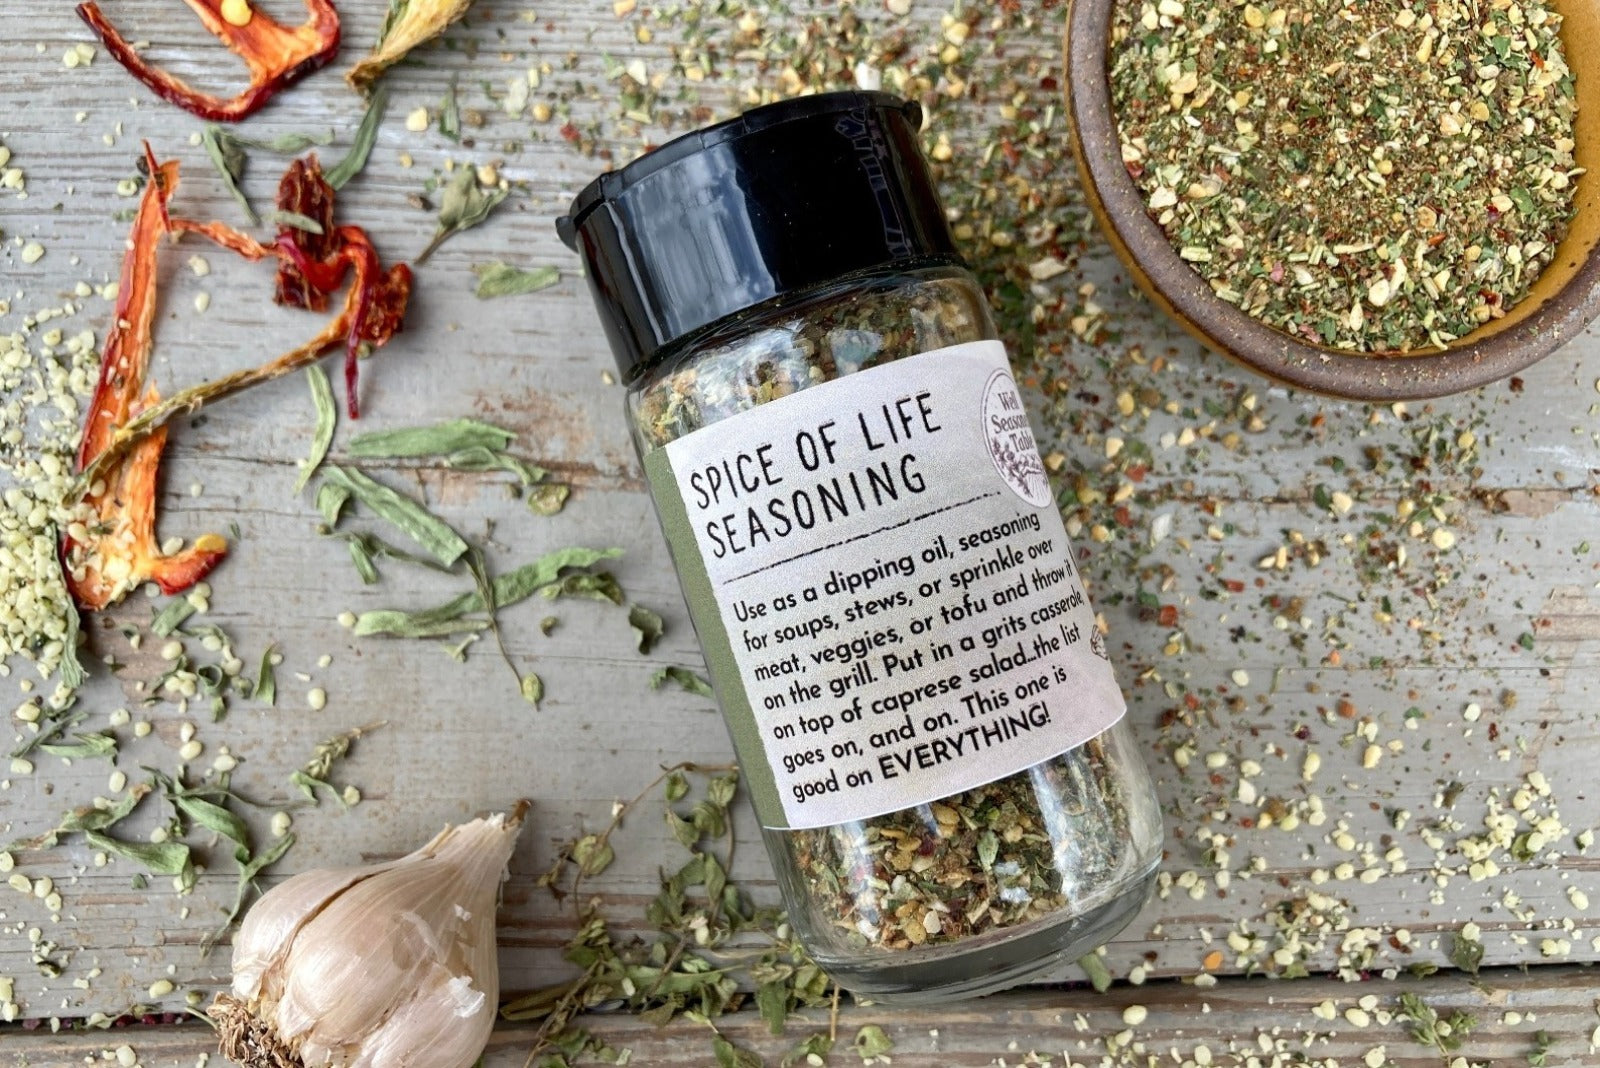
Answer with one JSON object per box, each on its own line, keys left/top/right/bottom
{"left": 213, "top": 805, "right": 527, "bottom": 1068}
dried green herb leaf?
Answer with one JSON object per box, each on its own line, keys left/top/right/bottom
{"left": 781, "top": 1034, "right": 833, "bottom": 1068}
{"left": 651, "top": 666, "right": 713, "bottom": 697}
{"left": 348, "top": 536, "right": 381, "bottom": 583}
{"left": 59, "top": 582, "right": 87, "bottom": 691}
{"left": 756, "top": 980, "right": 788, "bottom": 1035}
{"left": 541, "top": 571, "right": 624, "bottom": 606}
{"left": 664, "top": 770, "right": 690, "bottom": 802}
{"left": 296, "top": 366, "right": 338, "bottom": 494}
{"left": 59, "top": 782, "right": 151, "bottom": 836}
{"left": 445, "top": 446, "right": 547, "bottom": 486}
{"left": 527, "top": 482, "right": 570, "bottom": 516}
{"left": 417, "top": 166, "right": 509, "bottom": 264}
{"left": 353, "top": 546, "right": 622, "bottom": 636}
{"left": 712, "top": 1036, "right": 762, "bottom": 1068}
{"left": 325, "top": 87, "right": 389, "bottom": 191}
{"left": 521, "top": 673, "right": 543, "bottom": 707}
{"left": 348, "top": 418, "right": 515, "bottom": 458}
{"left": 572, "top": 834, "right": 615, "bottom": 877}
{"left": 269, "top": 210, "right": 326, "bottom": 235}
{"left": 322, "top": 465, "right": 469, "bottom": 567}
{"left": 440, "top": 76, "right": 461, "bottom": 141}
{"left": 151, "top": 597, "right": 197, "bottom": 637}
{"left": 1077, "top": 951, "right": 1112, "bottom": 993}
{"left": 317, "top": 481, "right": 352, "bottom": 526}
{"left": 1530, "top": 1029, "right": 1552, "bottom": 1067}
{"left": 39, "top": 732, "right": 118, "bottom": 761}
{"left": 473, "top": 262, "right": 559, "bottom": 299}
{"left": 665, "top": 808, "right": 698, "bottom": 849}
{"left": 326, "top": 531, "right": 454, "bottom": 575}
{"left": 201, "top": 125, "right": 256, "bottom": 225}
{"left": 240, "top": 832, "right": 296, "bottom": 883}
{"left": 629, "top": 604, "right": 665, "bottom": 655}
{"left": 254, "top": 645, "right": 277, "bottom": 706}
{"left": 174, "top": 793, "right": 250, "bottom": 850}
{"left": 1449, "top": 930, "right": 1484, "bottom": 975}
{"left": 853, "top": 1025, "right": 893, "bottom": 1060}
{"left": 706, "top": 774, "right": 737, "bottom": 809}
{"left": 84, "top": 831, "right": 192, "bottom": 878}
{"left": 232, "top": 130, "right": 335, "bottom": 153}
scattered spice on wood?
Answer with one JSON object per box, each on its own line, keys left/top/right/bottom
{"left": 1110, "top": 0, "right": 1581, "bottom": 352}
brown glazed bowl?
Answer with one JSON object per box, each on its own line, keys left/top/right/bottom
{"left": 1064, "top": 0, "right": 1600, "bottom": 401}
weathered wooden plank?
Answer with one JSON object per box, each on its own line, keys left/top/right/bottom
{"left": 9, "top": 967, "right": 1600, "bottom": 1067}
{"left": 3, "top": 0, "right": 1600, "bottom": 1030}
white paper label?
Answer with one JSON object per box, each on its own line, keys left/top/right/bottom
{"left": 661, "top": 340, "right": 1126, "bottom": 829}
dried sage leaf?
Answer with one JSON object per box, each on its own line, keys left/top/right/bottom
{"left": 321, "top": 465, "right": 469, "bottom": 567}
{"left": 316, "top": 481, "right": 352, "bottom": 526}
{"left": 473, "top": 262, "right": 559, "bottom": 299}
{"left": 650, "top": 665, "right": 713, "bottom": 697}
{"left": 325, "top": 87, "right": 389, "bottom": 190}
{"left": 348, "top": 418, "right": 515, "bottom": 458}
{"left": 417, "top": 165, "right": 509, "bottom": 264}
{"left": 84, "top": 831, "right": 192, "bottom": 878}
{"left": 151, "top": 597, "right": 197, "bottom": 637}
{"left": 440, "top": 76, "right": 461, "bottom": 141}
{"left": 527, "top": 482, "right": 569, "bottom": 516}
{"left": 353, "top": 546, "right": 622, "bottom": 637}
{"left": 38, "top": 732, "right": 118, "bottom": 761}
{"left": 446, "top": 446, "right": 546, "bottom": 486}
{"left": 541, "top": 571, "right": 623, "bottom": 606}
{"left": 629, "top": 604, "right": 665, "bottom": 654}
{"left": 270, "top": 210, "right": 326, "bottom": 235}
{"left": 571, "top": 834, "right": 614, "bottom": 877}
{"left": 254, "top": 645, "right": 277, "bottom": 706}
{"left": 296, "top": 365, "right": 337, "bottom": 494}
{"left": 1077, "top": 951, "right": 1113, "bottom": 993}
{"left": 520, "top": 673, "right": 543, "bottom": 707}
{"left": 853, "top": 1025, "right": 893, "bottom": 1060}
{"left": 202, "top": 125, "right": 256, "bottom": 225}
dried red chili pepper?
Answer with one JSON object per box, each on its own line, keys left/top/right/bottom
{"left": 66, "top": 148, "right": 412, "bottom": 611}
{"left": 66, "top": 155, "right": 228, "bottom": 611}
{"left": 77, "top": 0, "right": 340, "bottom": 123}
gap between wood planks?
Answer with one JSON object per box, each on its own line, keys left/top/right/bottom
{"left": 6, "top": 965, "right": 1599, "bottom": 1067}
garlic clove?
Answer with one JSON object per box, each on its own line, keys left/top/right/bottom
{"left": 213, "top": 804, "right": 527, "bottom": 1068}
{"left": 230, "top": 864, "right": 399, "bottom": 1002}
{"left": 343, "top": 969, "right": 494, "bottom": 1068}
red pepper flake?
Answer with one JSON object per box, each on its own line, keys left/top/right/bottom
{"left": 76, "top": 0, "right": 341, "bottom": 122}
{"left": 66, "top": 147, "right": 410, "bottom": 611}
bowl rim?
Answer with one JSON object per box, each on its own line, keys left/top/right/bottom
{"left": 1064, "top": 0, "right": 1600, "bottom": 402}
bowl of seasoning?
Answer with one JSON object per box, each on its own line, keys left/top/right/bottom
{"left": 1065, "top": 0, "right": 1600, "bottom": 401}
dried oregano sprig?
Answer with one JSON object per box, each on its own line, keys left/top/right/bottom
{"left": 1110, "top": 0, "right": 1579, "bottom": 353}
{"left": 506, "top": 764, "right": 848, "bottom": 1068}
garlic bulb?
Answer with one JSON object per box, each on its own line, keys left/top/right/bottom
{"left": 212, "top": 803, "right": 528, "bottom": 1068}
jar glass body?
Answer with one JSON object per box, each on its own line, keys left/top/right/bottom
{"left": 627, "top": 264, "right": 1163, "bottom": 1002}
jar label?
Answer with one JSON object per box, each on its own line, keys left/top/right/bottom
{"left": 645, "top": 340, "right": 1125, "bottom": 830}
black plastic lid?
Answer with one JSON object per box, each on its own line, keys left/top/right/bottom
{"left": 557, "top": 91, "right": 962, "bottom": 383}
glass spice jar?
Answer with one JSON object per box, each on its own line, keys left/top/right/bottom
{"left": 559, "top": 92, "right": 1163, "bottom": 1002}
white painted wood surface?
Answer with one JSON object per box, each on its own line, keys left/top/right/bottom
{"left": 1, "top": 0, "right": 1598, "bottom": 1060}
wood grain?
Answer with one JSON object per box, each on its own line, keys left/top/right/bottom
{"left": 1, "top": 0, "right": 1598, "bottom": 1052}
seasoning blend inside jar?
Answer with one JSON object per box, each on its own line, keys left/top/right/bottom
{"left": 559, "top": 92, "right": 1163, "bottom": 1002}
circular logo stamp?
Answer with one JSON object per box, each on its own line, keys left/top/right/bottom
{"left": 981, "top": 369, "right": 1051, "bottom": 508}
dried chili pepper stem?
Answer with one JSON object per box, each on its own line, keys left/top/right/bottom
{"left": 77, "top": 0, "right": 341, "bottom": 122}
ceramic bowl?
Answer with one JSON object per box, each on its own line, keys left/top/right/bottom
{"left": 1064, "top": 0, "right": 1600, "bottom": 401}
